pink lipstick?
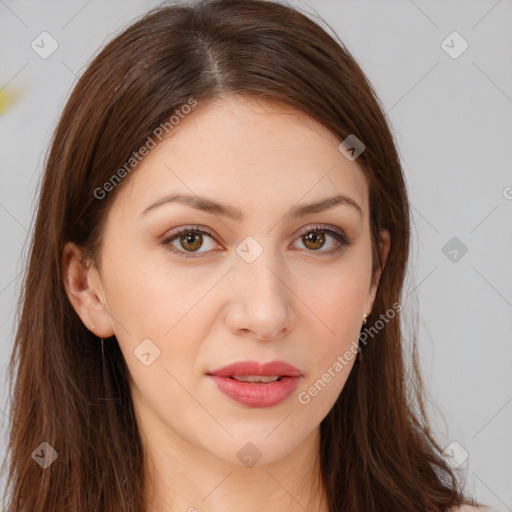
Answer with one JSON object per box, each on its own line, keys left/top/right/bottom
{"left": 207, "top": 360, "right": 302, "bottom": 408}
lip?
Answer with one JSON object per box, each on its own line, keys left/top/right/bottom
{"left": 207, "top": 360, "right": 303, "bottom": 408}
{"left": 208, "top": 360, "right": 302, "bottom": 378}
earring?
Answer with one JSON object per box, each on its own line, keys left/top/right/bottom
{"left": 358, "top": 315, "right": 368, "bottom": 362}
{"left": 100, "top": 337, "right": 105, "bottom": 362}
{"left": 100, "top": 337, "right": 107, "bottom": 387}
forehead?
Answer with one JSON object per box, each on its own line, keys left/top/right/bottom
{"left": 112, "top": 95, "right": 369, "bottom": 221}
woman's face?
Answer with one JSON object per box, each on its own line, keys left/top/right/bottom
{"left": 65, "top": 95, "right": 389, "bottom": 468}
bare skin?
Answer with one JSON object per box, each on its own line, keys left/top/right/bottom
{"left": 63, "top": 95, "right": 391, "bottom": 512}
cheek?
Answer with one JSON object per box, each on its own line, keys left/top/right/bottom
{"left": 105, "top": 258, "right": 209, "bottom": 440}
{"left": 294, "top": 253, "right": 371, "bottom": 409}
{"left": 100, "top": 234, "right": 206, "bottom": 338}
{"left": 99, "top": 241, "right": 212, "bottom": 419}
{"left": 296, "top": 250, "right": 372, "bottom": 336}
{"left": 296, "top": 310, "right": 361, "bottom": 419}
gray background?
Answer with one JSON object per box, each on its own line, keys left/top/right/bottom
{"left": 1, "top": 0, "right": 511, "bottom": 510}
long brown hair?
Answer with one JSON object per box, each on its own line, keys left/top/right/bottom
{"left": 2, "top": 0, "right": 483, "bottom": 510}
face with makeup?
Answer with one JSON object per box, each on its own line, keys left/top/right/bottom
{"left": 64, "top": 94, "right": 390, "bottom": 489}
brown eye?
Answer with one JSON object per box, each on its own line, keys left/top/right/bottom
{"left": 302, "top": 231, "right": 326, "bottom": 250}
{"left": 178, "top": 232, "right": 203, "bottom": 252}
{"left": 161, "top": 224, "right": 351, "bottom": 260}
{"left": 161, "top": 226, "right": 219, "bottom": 258}
{"left": 293, "top": 226, "right": 351, "bottom": 255}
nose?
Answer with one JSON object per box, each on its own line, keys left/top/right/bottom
{"left": 224, "top": 248, "right": 297, "bottom": 342}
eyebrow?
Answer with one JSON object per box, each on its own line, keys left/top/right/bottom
{"left": 138, "top": 192, "right": 363, "bottom": 221}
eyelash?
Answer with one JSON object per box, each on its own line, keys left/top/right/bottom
{"left": 160, "top": 224, "right": 352, "bottom": 259}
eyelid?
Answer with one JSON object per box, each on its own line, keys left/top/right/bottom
{"left": 294, "top": 223, "right": 347, "bottom": 240}
{"left": 163, "top": 224, "right": 216, "bottom": 240}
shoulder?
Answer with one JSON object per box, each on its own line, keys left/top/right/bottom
{"left": 450, "top": 505, "right": 499, "bottom": 512}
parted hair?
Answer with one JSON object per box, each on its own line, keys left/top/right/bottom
{"left": 2, "top": 1, "right": 480, "bottom": 511}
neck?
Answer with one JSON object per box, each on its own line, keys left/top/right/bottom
{"left": 135, "top": 401, "right": 329, "bottom": 512}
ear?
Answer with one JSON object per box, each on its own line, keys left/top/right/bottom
{"left": 62, "top": 241, "right": 115, "bottom": 338}
{"left": 364, "top": 228, "right": 391, "bottom": 316}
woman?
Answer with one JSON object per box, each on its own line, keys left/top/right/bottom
{"left": 1, "top": 0, "right": 494, "bottom": 511}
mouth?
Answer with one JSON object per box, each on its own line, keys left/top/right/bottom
{"left": 207, "top": 359, "right": 303, "bottom": 379}
{"left": 206, "top": 360, "right": 303, "bottom": 408}
{"left": 226, "top": 375, "right": 283, "bottom": 383}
